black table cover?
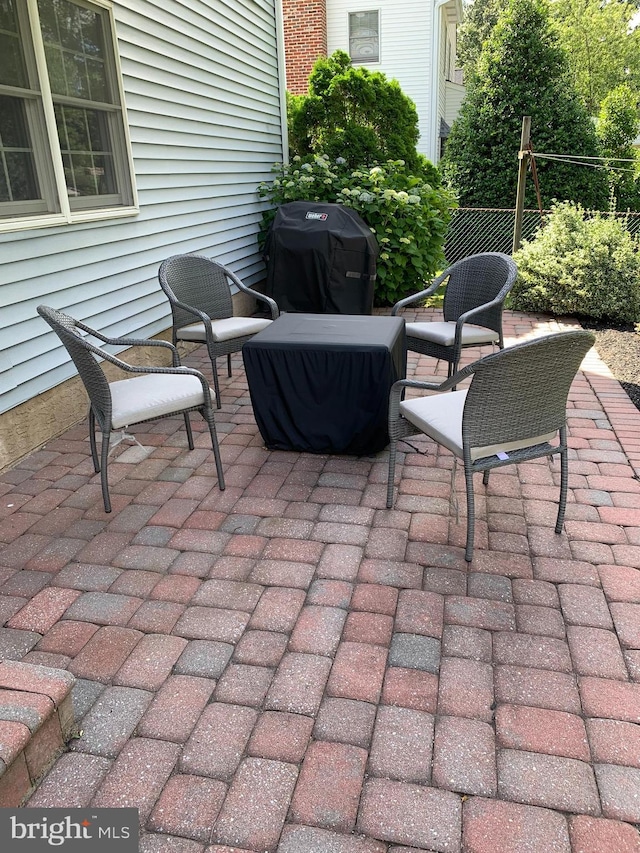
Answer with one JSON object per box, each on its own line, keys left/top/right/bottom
{"left": 243, "top": 313, "right": 406, "bottom": 455}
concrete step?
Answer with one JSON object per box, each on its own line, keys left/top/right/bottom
{"left": 0, "top": 661, "right": 76, "bottom": 806}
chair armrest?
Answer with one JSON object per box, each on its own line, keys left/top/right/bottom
{"left": 455, "top": 298, "right": 502, "bottom": 332}
{"left": 389, "top": 363, "right": 477, "bottom": 412}
{"left": 74, "top": 323, "right": 183, "bottom": 367}
{"left": 223, "top": 267, "right": 280, "bottom": 319}
{"left": 391, "top": 269, "right": 449, "bottom": 316}
{"left": 453, "top": 288, "right": 511, "bottom": 343}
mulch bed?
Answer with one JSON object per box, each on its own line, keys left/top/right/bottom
{"left": 582, "top": 321, "right": 640, "bottom": 411}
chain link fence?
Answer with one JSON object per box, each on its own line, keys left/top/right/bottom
{"left": 444, "top": 208, "right": 640, "bottom": 265}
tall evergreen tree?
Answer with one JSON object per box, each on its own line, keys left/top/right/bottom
{"left": 441, "top": 0, "right": 609, "bottom": 209}
{"left": 457, "top": 0, "right": 506, "bottom": 81}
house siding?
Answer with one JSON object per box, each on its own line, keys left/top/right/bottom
{"left": 326, "top": 0, "right": 434, "bottom": 158}
{"left": 0, "top": 0, "right": 284, "bottom": 424}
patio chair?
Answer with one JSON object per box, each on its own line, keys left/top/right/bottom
{"left": 391, "top": 252, "right": 518, "bottom": 380}
{"left": 158, "top": 254, "right": 279, "bottom": 408}
{"left": 37, "top": 305, "right": 225, "bottom": 514}
{"left": 386, "top": 330, "right": 595, "bottom": 561}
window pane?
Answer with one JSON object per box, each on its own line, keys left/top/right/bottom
{"left": 5, "top": 150, "right": 38, "bottom": 199}
{"left": 44, "top": 44, "right": 67, "bottom": 94}
{"left": 0, "top": 97, "right": 40, "bottom": 201}
{"left": 0, "top": 0, "right": 28, "bottom": 87}
{"left": 56, "top": 104, "right": 116, "bottom": 197}
{"left": 349, "top": 11, "right": 379, "bottom": 63}
{"left": 38, "top": 0, "right": 111, "bottom": 103}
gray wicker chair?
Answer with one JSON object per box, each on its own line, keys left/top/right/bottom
{"left": 158, "top": 254, "right": 279, "bottom": 408}
{"left": 391, "top": 252, "right": 518, "bottom": 379}
{"left": 37, "top": 305, "right": 225, "bottom": 514}
{"left": 386, "top": 330, "right": 595, "bottom": 561}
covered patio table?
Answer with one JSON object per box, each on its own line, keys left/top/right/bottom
{"left": 242, "top": 313, "right": 406, "bottom": 455}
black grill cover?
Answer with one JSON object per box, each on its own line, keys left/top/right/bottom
{"left": 264, "top": 201, "right": 379, "bottom": 314}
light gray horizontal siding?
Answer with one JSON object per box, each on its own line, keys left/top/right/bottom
{"left": 0, "top": 0, "right": 284, "bottom": 415}
{"left": 326, "top": 0, "right": 434, "bottom": 155}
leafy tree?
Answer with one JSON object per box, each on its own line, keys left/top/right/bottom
{"left": 596, "top": 84, "right": 640, "bottom": 212}
{"left": 287, "top": 51, "right": 423, "bottom": 171}
{"left": 457, "top": 0, "right": 507, "bottom": 80}
{"left": 459, "top": 0, "right": 640, "bottom": 117}
{"left": 441, "top": 0, "right": 609, "bottom": 209}
{"left": 549, "top": 0, "right": 640, "bottom": 115}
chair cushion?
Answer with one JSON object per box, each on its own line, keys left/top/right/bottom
{"left": 400, "top": 390, "right": 556, "bottom": 461}
{"left": 405, "top": 321, "right": 499, "bottom": 347}
{"left": 178, "top": 317, "right": 272, "bottom": 343}
{"left": 110, "top": 373, "right": 212, "bottom": 429}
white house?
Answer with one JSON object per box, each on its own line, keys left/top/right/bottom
{"left": 0, "top": 0, "right": 287, "bottom": 469}
{"left": 282, "top": 0, "right": 464, "bottom": 164}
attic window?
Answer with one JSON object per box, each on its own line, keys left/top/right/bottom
{"left": 348, "top": 11, "right": 379, "bottom": 63}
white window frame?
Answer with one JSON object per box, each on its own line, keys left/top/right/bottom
{"left": 0, "top": 0, "right": 138, "bottom": 233}
{"left": 348, "top": 9, "right": 380, "bottom": 65}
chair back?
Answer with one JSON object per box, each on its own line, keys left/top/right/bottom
{"left": 37, "top": 305, "right": 113, "bottom": 428}
{"left": 442, "top": 252, "right": 517, "bottom": 331}
{"left": 159, "top": 254, "right": 234, "bottom": 330}
{"left": 462, "top": 330, "right": 594, "bottom": 454}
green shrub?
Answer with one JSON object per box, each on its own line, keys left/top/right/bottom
{"left": 288, "top": 51, "right": 422, "bottom": 171}
{"left": 258, "top": 156, "right": 455, "bottom": 306}
{"left": 511, "top": 202, "right": 640, "bottom": 323}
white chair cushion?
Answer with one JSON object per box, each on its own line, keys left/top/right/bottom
{"left": 400, "top": 390, "right": 556, "bottom": 461}
{"left": 110, "top": 373, "right": 212, "bottom": 429}
{"left": 178, "top": 317, "right": 272, "bottom": 343}
{"left": 405, "top": 321, "right": 499, "bottom": 346}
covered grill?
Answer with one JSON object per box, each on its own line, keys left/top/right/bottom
{"left": 263, "top": 201, "right": 379, "bottom": 314}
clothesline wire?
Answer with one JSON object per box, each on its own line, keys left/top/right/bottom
{"left": 533, "top": 152, "right": 637, "bottom": 163}
{"left": 530, "top": 151, "right": 639, "bottom": 175}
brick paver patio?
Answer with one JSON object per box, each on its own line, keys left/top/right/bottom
{"left": 1, "top": 308, "right": 640, "bottom": 852}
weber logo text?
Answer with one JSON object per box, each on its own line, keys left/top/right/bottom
{"left": 1, "top": 809, "right": 138, "bottom": 852}
{"left": 305, "top": 211, "right": 328, "bottom": 220}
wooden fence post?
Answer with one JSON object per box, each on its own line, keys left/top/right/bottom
{"left": 512, "top": 116, "right": 531, "bottom": 253}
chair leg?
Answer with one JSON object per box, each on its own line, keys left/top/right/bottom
{"left": 100, "top": 430, "right": 112, "bottom": 513}
{"left": 555, "top": 439, "right": 568, "bottom": 534}
{"left": 464, "top": 464, "right": 475, "bottom": 562}
{"left": 89, "top": 407, "right": 100, "bottom": 473}
{"left": 450, "top": 357, "right": 460, "bottom": 391}
{"left": 227, "top": 353, "right": 232, "bottom": 378}
{"left": 183, "top": 413, "right": 194, "bottom": 450}
{"left": 211, "top": 359, "right": 222, "bottom": 410}
{"left": 482, "top": 470, "right": 490, "bottom": 486}
{"left": 204, "top": 409, "right": 225, "bottom": 490}
{"left": 386, "top": 440, "right": 398, "bottom": 508}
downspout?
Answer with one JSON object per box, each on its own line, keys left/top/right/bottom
{"left": 430, "top": 0, "right": 449, "bottom": 163}
{"left": 274, "top": 0, "right": 290, "bottom": 164}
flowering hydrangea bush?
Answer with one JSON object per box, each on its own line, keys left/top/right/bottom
{"left": 258, "top": 156, "right": 455, "bottom": 306}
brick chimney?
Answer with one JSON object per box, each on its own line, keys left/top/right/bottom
{"left": 282, "top": 0, "right": 328, "bottom": 94}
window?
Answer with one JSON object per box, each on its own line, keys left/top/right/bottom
{"left": 348, "top": 10, "right": 379, "bottom": 63}
{"left": 0, "top": 0, "right": 136, "bottom": 228}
